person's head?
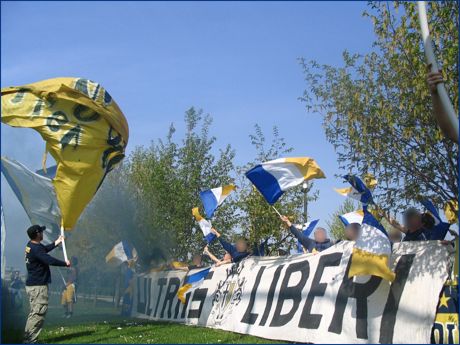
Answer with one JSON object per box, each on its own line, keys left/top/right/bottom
{"left": 235, "top": 238, "right": 248, "bottom": 253}
{"left": 314, "top": 227, "right": 328, "bottom": 243}
{"left": 192, "top": 254, "right": 202, "bottom": 267}
{"left": 403, "top": 208, "right": 423, "bottom": 233}
{"left": 389, "top": 230, "right": 402, "bottom": 243}
{"left": 421, "top": 212, "right": 436, "bottom": 229}
{"left": 223, "top": 252, "right": 232, "bottom": 261}
{"left": 344, "top": 223, "right": 361, "bottom": 241}
{"left": 12, "top": 270, "right": 20, "bottom": 279}
{"left": 27, "top": 225, "right": 45, "bottom": 242}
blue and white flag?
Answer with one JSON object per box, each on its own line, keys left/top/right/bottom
{"left": 192, "top": 207, "right": 215, "bottom": 243}
{"left": 106, "top": 241, "right": 138, "bottom": 267}
{"left": 420, "top": 199, "right": 450, "bottom": 240}
{"left": 199, "top": 185, "right": 235, "bottom": 218}
{"left": 297, "top": 219, "right": 319, "bottom": 253}
{"left": 339, "top": 210, "right": 364, "bottom": 226}
{"left": 335, "top": 174, "right": 374, "bottom": 205}
{"left": 1, "top": 156, "right": 60, "bottom": 243}
{"left": 245, "top": 157, "right": 325, "bottom": 205}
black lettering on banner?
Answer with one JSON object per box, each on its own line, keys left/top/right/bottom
{"left": 145, "top": 278, "right": 153, "bottom": 316}
{"left": 328, "top": 258, "right": 382, "bottom": 339}
{"left": 260, "top": 265, "right": 284, "bottom": 326}
{"left": 73, "top": 104, "right": 100, "bottom": 122}
{"left": 299, "top": 252, "right": 342, "bottom": 329}
{"left": 180, "top": 292, "right": 191, "bottom": 319}
{"left": 153, "top": 278, "right": 167, "bottom": 317}
{"left": 270, "top": 260, "right": 310, "bottom": 327}
{"left": 136, "top": 277, "right": 146, "bottom": 314}
{"left": 241, "top": 266, "right": 266, "bottom": 325}
{"left": 187, "top": 288, "right": 207, "bottom": 319}
{"left": 160, "top": 277, "right": 181, "bottom": 318}
{"left": 174, "top": 294, "right": 184, "bottom": 319}
{"left": 379, "top": 254, "right": 415, "bottom": 344}
{"left": 46, "top": 110, "right": 68, "bottom": 132}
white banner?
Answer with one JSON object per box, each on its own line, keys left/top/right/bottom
{"left": 132, "top": 241, "right": 451, "bottom": 343}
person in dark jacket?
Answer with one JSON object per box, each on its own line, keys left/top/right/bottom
{"left": 211, "top": 228, "right": 250, "bottom": 263}
{"left": 280, "top": 215, "right": 333, "bottom": 253}
{"left": 23, "top": 225, "right": 69, "bottom": 343}
{"left": 399, "top": 208, "right": 426, "bottom": 241}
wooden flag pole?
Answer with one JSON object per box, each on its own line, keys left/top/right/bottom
{"left": 417, "top": 1, "right": 459, "bottom": 142}
{"left": 272, "top": 205, "right": 282, "bottom": 217}
{"left": 60, "top": 224, "right": 69, "bottom": 263}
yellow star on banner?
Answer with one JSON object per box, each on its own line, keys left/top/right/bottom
{"left": 439, "top": 292, "right": 450, "bottom": 308}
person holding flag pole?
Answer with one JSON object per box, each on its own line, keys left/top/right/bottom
{"left": 417, "top": 1, "right": 458, "bottom": 144}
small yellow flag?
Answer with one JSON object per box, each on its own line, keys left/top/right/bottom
{"left": 1, "top": 77, "right": 129, "bottom": 229}
{"left": 444, "top": 199, "right": 458, "bottom": 224}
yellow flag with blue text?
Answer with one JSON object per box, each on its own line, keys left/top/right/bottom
{"left": 1, "top": 77, "right": 129, "bottom": 229}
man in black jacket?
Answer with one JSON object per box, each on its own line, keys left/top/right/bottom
{"left": 23, "top": 225, "right": 69, "bottom": 344}
{"left": 280, "top": 215, "right": 333, "bottom": 253}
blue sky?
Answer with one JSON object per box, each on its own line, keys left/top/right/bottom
{"left": 1, "top": 1, "right": 377, "bottom": 268}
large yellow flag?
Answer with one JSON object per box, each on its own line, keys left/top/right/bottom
{"left": 1, "top": 77, "right": 129, "bottom": 229}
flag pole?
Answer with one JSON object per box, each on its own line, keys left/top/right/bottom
{"left": 58, "top": 268, "right": 67, "bottom": 286}
{"left": 271, "top": 205, "right": 282, "bottom": 217}
{"left": 60, "top": 223, "right": 68, "bottom": 263}
{"left": 417, "top": 1, "right": 459, "bottom": 142}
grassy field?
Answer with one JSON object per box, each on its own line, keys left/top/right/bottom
{"left": 2, "top": 290, "right": 285, "bottom": 344}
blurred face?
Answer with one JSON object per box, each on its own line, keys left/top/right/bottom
{"left": 389, "top": 231, "right": 402, "bottom": 243}
{"left": 223, "top": 252, "right": 232, "bottom": 261}
{"left": 192, "top": 255, "right": 202, "bottom": 266}
{"left": 406, "top": 214, "right": 423, "bottom": 233}
{"left": 314, "top": 228, "right": 327, "bottom": 243}
{"left": 345, "top": 224, "right": 360, "bottom": 241}
{"left": 35, "top": 231, "right": 44, "bottom": 242}
{"left": 236, "top": 239, "right": 248, "bottom": 252}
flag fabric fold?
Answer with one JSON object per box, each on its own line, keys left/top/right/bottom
{"left": 339, "top": 210, "right": 364, "bottom": 226}
{"left": 297, "top": 219, "right": 319, "bottom": 253}
{"left": 199, "top": 185, "right": 235, "bottom": 218}
{"left": 1, "top": 77, "right": 129, "bottom": 229}
{"left": 348, "top": 208, "right": 395, "bottom": 282}
{"left": 1, "top": 156, "right": 61, "bottom": 243}
{"left": 335, "top": 174, "right": 374, "bottom": 205}
{"left": 105, "top": 241, "right": 138, "bottom": 267}
{"left": 245, "top": 157, "right": 325, "bottom": 205}
{"left": 444, "top": 200, "right": 458, "bottom": 224}
{"left": 177, "top": 267, "right": 211, "bottom": 304}
{"left": 192, "top": 207, "right": 215, "bottom": 243}
{"left": 420, "top": 199, "right": 450, "bottom": 240}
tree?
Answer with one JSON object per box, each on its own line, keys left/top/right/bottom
{"left": 300, "top": 1, "right": 458, "bottom": 214}
{"left": 128, "top": 108, "right": 237, "bottom": 262}
{"left": 236, "top": 125, "right": 318, "bottom": 254}
{"left": 327, "top": 199, "right": 358, "bottom": 241}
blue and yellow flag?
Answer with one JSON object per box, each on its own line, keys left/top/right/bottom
{"left": 177, "top": 267, "right": 211, "bottom": 304}
{"left": 348, "top": 208, "right": 395, "bottom": 282}
{"left": 1, "top": 77, "right": 129, "bottom": 229}
{"left": 335, "top": 174, "right": 374, "bottom": 205}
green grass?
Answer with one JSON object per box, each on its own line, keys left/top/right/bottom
{"left": 3, "top": 290, "right": 284, "bottom": 344}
